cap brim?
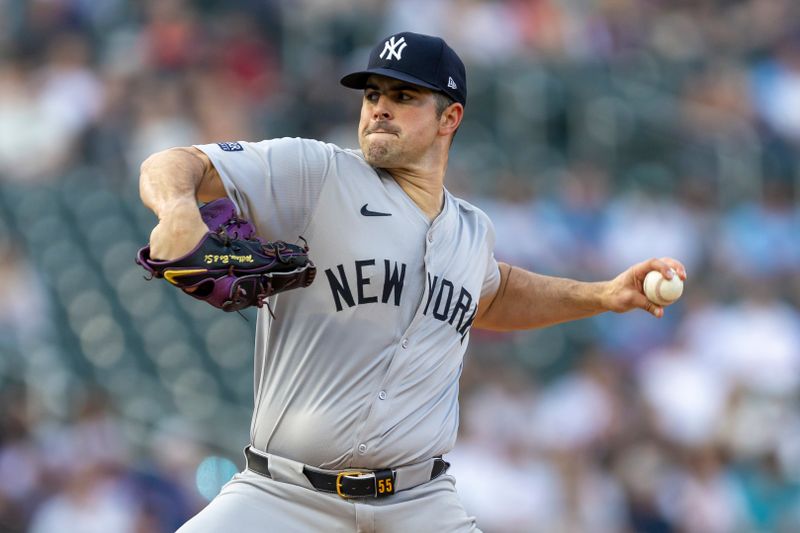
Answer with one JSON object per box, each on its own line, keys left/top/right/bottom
{"left": 340, "top": 68, "right": 440, "bottom": 91}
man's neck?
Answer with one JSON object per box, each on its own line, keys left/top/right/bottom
{"left": 387, "top": 167, "right": 446, "bottom": 221}
{"left": 384, "top": 147, "right": 449, "bottom": 221}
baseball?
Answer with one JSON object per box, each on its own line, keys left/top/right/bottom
{"left": 643, "top": 270, "right": 683, "bottom": 306}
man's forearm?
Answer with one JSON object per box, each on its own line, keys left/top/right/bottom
{"left": 140, "top": 147, "right": 221, "bottom": 260}
{"left": 475, "top": 263, "right": 609, "bottom": 331}
{"left": 139, "top": 147, "right": 208, "bottom": 218}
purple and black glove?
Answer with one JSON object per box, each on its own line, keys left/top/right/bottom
{"left": 136, "top": 198, "right": 316, "bottom": 312}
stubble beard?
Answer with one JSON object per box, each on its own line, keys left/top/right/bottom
{"left": 362, "top": 137, "right": 403, "bottom": 168}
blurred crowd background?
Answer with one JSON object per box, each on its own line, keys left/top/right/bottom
{"left": 2, "top": 0, "right": 800, "bottom": 532}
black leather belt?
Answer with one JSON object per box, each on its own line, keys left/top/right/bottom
{"left": 244, "top": 446, "right": 449, "bottom": 499}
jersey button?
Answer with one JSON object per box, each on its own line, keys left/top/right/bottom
{"left": 427, "top": 233, "right": 433, "bottom": 243}
{"left": 378, "top": 391, "right": 387, "bottom": 400}
{"left": 358, "top": 444, "right": 367, "bottom": 454}
{"left": 401, "top": 338, "right": 409, "bottom": 349}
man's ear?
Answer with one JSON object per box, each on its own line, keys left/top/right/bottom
{"left": 439, "top": 103, "right": 464, "bottom": 137}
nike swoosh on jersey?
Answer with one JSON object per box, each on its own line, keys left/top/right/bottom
{"left": 360, "top": 204, "right": 392, "bottom": 217}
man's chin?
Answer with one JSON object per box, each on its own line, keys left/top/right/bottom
{"left": 363, "top": 142, "right": 397, "bottom": 167}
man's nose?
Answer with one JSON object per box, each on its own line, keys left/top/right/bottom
{"left": 372, "top": 97, "right": 393, "bottom": 120}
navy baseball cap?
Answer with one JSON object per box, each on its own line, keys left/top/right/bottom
{"left": 341, "top": 32, "right": 467, "bottom": 106}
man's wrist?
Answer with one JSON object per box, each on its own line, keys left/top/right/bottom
{"left": 156, "top": 198, "right": 201, "bottom": 222}
{"left": 591, "top": 280, "right": 614, "bottom": 313}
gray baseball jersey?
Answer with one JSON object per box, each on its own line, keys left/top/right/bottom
{"left": 195, "top": 138, "right": 500, "bottom": 471}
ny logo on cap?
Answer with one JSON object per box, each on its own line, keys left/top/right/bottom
{"left": 380, "top": 36, "right": 407, "bottom": 61}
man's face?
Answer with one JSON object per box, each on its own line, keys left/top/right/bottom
{"left": 358, "top": 75, "right": 441, "bottom": 168}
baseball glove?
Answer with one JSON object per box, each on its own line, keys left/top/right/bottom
{"left": 136, "top": 198, "right": 316, "bottom": 312}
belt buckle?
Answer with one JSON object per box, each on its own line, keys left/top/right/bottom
{"left": 335, "top": 470, "right": 374, "bottom": 499}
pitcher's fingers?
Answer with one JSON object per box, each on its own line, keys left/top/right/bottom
{"left": 633, "top": 289, "right": 664, "bottom": 318}
{"left": 641, "top": 257, "right": 674, "bottom": 280}
{"left": 658, "top": 257, "right": 687, "bottom": 280}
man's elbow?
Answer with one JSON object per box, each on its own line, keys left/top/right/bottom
{"left": 140, "top": 147, "right": 192, "bottom": 173}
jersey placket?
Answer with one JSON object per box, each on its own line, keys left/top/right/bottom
{"left": 348, "top": 196, "right": 452, "bottom": 463}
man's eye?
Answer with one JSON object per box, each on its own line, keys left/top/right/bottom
{"left": 399, "top": 93, "right": 412, "bottom": 101}
{"left": 366, "top": 92, "right": 379, "bottom": 102}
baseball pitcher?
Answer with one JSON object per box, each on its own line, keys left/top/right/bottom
{"left": 139, "top": 31, "right": 687, "bottom": 532}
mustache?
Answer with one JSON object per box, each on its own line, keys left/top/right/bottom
{"left": 364, "top": 122, "right": 400, "bottom": 135}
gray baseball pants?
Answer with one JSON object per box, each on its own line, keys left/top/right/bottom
{"left": 176, "top": 466, "right": 480, "bottom": 532}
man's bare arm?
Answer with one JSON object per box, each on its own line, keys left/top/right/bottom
{"left": 139, "top": 147, "right": 226, "bottom": 260}
{"left": 474, "top": 258, "right": 687, "bottom": 331}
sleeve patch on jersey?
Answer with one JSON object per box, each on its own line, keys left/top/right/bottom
{"left": 217, "top": 141, "right": 243, "bottom": 152}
